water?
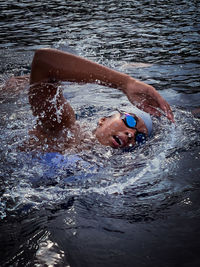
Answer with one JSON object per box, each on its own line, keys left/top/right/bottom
{"left": 0, "top": 0, "right": 200, "bottom": 266}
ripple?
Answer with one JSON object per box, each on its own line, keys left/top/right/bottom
{"left": 0, "top": 1, "right": 200, "bottom": 265}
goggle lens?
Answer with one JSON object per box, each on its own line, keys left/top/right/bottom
{"left": 135, "top": 133, "right": 146, "bottom": 144}
{"left": 125, "top": 114, "right": 137, "bottom": 128}
{"left": 119, "top": 111, "right": 147, "bottom": 145}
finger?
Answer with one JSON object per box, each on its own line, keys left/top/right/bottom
{"left": 164, "top": 105, "right": 175, "bottom": 123}
{"left": 167, "top": 110, "right": 175, "bottom": 123}
{"left": 158, "top": 97, "right": 175, "bottom": 123}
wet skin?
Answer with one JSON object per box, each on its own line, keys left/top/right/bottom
{"left": 2, "top": 76, "right": 148, "bottom": 151}
{"left": 94, "top": 113, "right": 148, "bottom": 149}
{"left": 3, "top": 48, "right": 175, "bottom": 152}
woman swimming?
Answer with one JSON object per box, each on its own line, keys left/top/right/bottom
{"left": 5, "top": 48, "right": 174, "bottom": 152}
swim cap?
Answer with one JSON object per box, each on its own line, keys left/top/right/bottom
{"left": 131, "top": 107, "right": 152, "bottom": 136}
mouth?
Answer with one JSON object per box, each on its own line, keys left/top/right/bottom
{"left": 112, "top": 135, "right": 125, "bottom": 148}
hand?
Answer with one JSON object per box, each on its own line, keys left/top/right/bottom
{"left": 126, "top": 78, "right": 174, "bottom": 122}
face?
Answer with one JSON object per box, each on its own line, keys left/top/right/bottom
{"left": 94, "top": 113, "right": 148, "bottom": 149}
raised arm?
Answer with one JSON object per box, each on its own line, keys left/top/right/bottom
{"left": 30, "top": 48, "right": 174, "bottom": 122}
{"left": 30, "top": 48, "right": 130, "bottom": 88}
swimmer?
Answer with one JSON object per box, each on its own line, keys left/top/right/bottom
{"left": 4, "top": 48, "right": 174, "bottom": 152}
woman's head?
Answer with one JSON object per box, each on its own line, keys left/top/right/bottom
{"left": 94, "top": 109, "right": 152, "bottom": 149}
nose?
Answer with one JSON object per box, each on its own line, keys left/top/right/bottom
{"left": 127, "top": 132, "right": 132, "bottom": 140}
{"left": 125, "top": 130, "right": 136, "bottom": 141}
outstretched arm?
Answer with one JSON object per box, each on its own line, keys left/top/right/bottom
{"left": 30, "top": 48, "right": 174, "bottom": 122}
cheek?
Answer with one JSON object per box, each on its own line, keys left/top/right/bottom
{"left": 100, "top": 120, "right": 122, "bottom": 136}
{"left": 110, "top": 121, "right": 122, "bottom": 130}
{"left": 99, "top": 125, "right": 111, "bottom": 137}
{"left": 113, "top": 122, "right": 119, "bottom": 128}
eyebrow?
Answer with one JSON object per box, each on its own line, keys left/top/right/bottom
{"left": 116, "top": 109, "right": 137, "bottom": 118}
{"left": 106, "top": 115, "right": 113, "bottom": 118}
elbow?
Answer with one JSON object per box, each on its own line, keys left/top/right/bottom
{"left": 33, "top": 48, "right": 56, "bottom": 60}
{"left": 30, "top": 48, "right": 50, "bottom": 85}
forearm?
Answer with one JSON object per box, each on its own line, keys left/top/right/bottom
{"left": 30, "top": 48, "right": 174, "bottom": 121}
{"left": 30, "top": 48, "right": 132, "bottom": 92}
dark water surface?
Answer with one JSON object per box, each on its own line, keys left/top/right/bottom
{"left": 0, "top": 1, "right": 200, "bottom": 266}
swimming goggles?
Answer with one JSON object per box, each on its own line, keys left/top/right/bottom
{"left": 117, "top": 109, "right": 146, "bottom": 144}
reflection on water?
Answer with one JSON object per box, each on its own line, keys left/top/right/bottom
{"left": 36, "top": 235, "right": 65, "bottom": 266}
{"left": 0, "top": 0, "right": 200, "bottom": 266}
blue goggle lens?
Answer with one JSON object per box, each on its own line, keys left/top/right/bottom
{"left": 135, "top": 133, "right": 146, "bottom": 144}
{"left": 119, "top": 111, "right": 147, "bottom": 146}
{"left": 125, "top": 114, "right": 137, "bottom": 128}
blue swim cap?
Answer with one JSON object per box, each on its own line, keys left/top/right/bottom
{"left": 131, "top": 107, "right": 152, "bottom": 136}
